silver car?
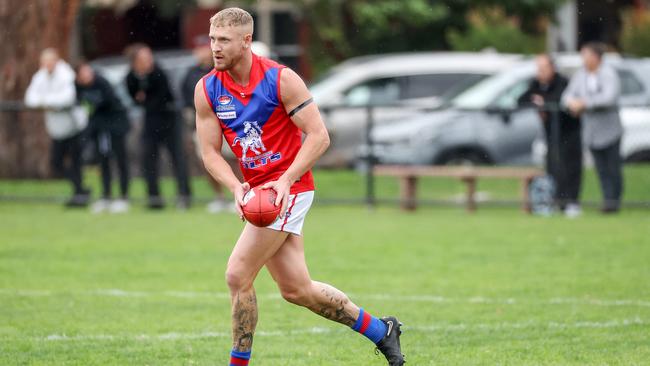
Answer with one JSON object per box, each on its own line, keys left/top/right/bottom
{"left": 369, "top": 54, "right": 650, "bottom": 166}
{"left": 310, "top": 52, "right": 525, "bottom": 167}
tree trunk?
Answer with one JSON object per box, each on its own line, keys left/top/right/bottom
{"left": 0, "top": 0, "right": 80, "bottom": 178}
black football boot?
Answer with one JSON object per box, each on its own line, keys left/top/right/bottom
{"left": 375, "top": 316, "right": 405, "bottom": 366}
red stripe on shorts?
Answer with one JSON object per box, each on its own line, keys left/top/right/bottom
{"left": 280, "top": 194, "right": 299, "bottom": 231}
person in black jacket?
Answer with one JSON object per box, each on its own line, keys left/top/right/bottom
{"left": 76, "top": 62, "right": 131, "bottom": 213}
{"left": 518, "top": 54, "right": 582, "bottom": 217}
{"left": 125, "top": 44, "right": 191, "bottom": 209}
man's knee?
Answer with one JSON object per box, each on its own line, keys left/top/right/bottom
{"left": 279, "top": 284, "right": 312, "bottom": 306}
{"left": 225, "top": 267, "right": 253, "bottom": 292}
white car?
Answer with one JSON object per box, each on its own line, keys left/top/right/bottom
{"left": 368, "top": 54, "right": 650, "bottom": 166}
{"left": 310, "top": 51, "right": 525, "bottom": 166}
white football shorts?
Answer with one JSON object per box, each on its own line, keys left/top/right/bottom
{"left": 267, "top": 190, "right": 314, "bottom": 236}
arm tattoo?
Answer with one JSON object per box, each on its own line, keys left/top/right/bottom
{"left": 288, "top": 98, "right": 313, "bottom": 117}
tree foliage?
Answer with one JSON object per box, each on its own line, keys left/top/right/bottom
{"left": 621, "top": 9, "right": 650, "bottom": 57}
{"left": 300, "top": 0, "right": 566, "bottom": 75}
{"left": 447, "top": 7, "right": 546, "bottom": 54}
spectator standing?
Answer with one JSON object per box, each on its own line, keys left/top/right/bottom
{"left": 519, "top": 54, "right": 582, "bottom": 217}
{"left": 562, "top": 42, "right": 623, "bottom": 213}
{"left": 125, "top": 44, "right": 192, "bottom": 210}
{"left": 24, "top": 48, "right": 90, "bottom": 207}
{"left": 76, "top": 62, "right": 131, "bottom": 213}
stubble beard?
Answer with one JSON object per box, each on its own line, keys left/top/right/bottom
{"left": 214, "top": 51, "right": 244, "bottom": 72}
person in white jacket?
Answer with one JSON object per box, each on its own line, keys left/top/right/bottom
{"left": 25, "top": 48, "right": 90, "bottom": 207}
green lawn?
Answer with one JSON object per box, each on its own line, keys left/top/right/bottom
{"left": 1, "top": 165, "right": 649, "bottom": 205}
{"left": 1, "top": 169, "right": 650, "bottom": 365}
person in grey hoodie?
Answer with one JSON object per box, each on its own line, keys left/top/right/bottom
{"left": 25, "top": 48, "right": 90, "bottom": 207}
{"left": 562, "top": 42, "right": 623, "bottom": 213}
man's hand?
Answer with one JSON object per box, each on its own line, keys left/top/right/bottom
{"left": 261, "top": 176, "right": 292, "bottom": 218}
{"left": 135, "top": 91, "right": 146, "bottom": 103}
{"left": 233, "top": 182, "right": 251, "bottom": 220}
{"left": 567, "top": 98, "right": 586, "bottom": 116}
{"left": 531, "top": 94, "right": 544, "bottom": 107}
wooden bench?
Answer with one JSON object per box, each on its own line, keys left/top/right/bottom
{"left": 373, "top": 165, "right": 544, "bottom": 213}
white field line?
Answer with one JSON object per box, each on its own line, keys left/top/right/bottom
{"left": 33, "top": 317, "right": 649, "bottom": 342}
{"left": 2, "top": 288, "right": 650, "bottom": 308}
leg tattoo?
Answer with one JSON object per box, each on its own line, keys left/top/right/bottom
{"left": 308, "top": 282, "right": 359, "bottom": 327}
{"left": 232, "top": 290, "right": 258, "bottom": 352}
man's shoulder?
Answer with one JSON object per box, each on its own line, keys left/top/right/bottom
{"left": 553, "top": 74, "right": 569, "bottom": 88}
{"left": 199, "top": 67, "right": 217, "bottom": 80}
{"left": 258, "top": 55, "right": 285, "bottom": 71}
{"left": 95, "top": 74, "right": 112, "bottom": 87}
{"left": 599, "top": 64, "right": 619, "bottom": 78}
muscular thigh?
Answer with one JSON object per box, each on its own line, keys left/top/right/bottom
{"left": 228, "top": 224, "right": 290, "bottom": 282}
{"left": 265, "top": 234, "right": 312, "bottom": 291}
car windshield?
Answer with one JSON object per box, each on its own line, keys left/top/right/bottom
{"left": 437, "top": 74, "right": 489, "bottom": 102}
{"left": 309, "top": 68, "right": 351, "bottom": 100}
{"left": 450, "top": 67, "right": 531, "bottom": 109}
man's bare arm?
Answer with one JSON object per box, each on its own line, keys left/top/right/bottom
{"left": 261, "top": 68, "right": 330, "bottom": 214}
{"left": 194, "top": 80, "right": 250, "bottom": 217}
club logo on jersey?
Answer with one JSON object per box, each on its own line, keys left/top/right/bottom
{"left": 232, "top": 121, "right": 282, "bottom": 169}
{"left": 216, "top": 94, "right": 237, "bottom": 119}
{"left": 218, "top": 95, "right": 233, "bottom": 106}
{"left": 233, "top": 121, "right": 266, "bottom": 158}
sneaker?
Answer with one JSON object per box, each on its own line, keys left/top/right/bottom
{"left": 90, "top": 199, "right": 111, "bottom": 214}
{"left": 206, "top": 199, "right": 225, "bottom": 214}
{"left": 147, "top": 196, "right": 165, "bottom": 210}
{"left": 600, "top": 206, "right": 620, "bottom": 214}
{"left": 176, "top": 196, "right": 192, "bottom": 211}
{"left": 564, "top": 203, "right": 582, "bottom": 218}
{"left": 375, "top": 316, "right": 405, "bottom": 366}
{"left": 109, "top": 199, "right": 130, "bottom": 214}
{"left": 65, "top": 191, "right": 91, "bottom": 208}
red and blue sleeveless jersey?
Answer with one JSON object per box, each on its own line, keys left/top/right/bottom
{"left": 201, "top": 53, "right": 314, "bottom": 194}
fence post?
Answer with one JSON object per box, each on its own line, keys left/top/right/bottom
{"left": 365, "top": 104, "right": 376, "bottom": 208}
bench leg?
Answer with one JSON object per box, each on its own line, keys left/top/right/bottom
{"left": 462, "top": 177, "right": 477, "bottom": 213}
{"left": 522, "top": 177, "right": 533, "bottom": 214}
{"left": 400, "top": 176, "right": 418, "bottom": 211}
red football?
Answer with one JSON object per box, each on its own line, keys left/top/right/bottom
{"left": 242, "top": 187, "right": 281, "bottom": 227}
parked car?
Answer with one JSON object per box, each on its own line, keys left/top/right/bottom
{"left": 366, "top": 54, "right": 650, "bottom": 166}
{"left": 310, "top": 51, "right": 525, "bottom": 167}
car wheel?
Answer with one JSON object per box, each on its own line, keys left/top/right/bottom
{"left": 625, "top": 150, "right": 650, "bottom": 163}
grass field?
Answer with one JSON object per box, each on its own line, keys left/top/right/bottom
{"left": 1, "top": 168, "right": 650, "bottom": 365}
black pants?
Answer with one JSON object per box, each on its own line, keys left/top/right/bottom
{"left": 546, "top": 127, "right": 582, "bottom": 207}
{"left": 142, "top": 124, "right": 191, "bottom": 199}
{"left": 50, "top": 133, "right": 84, "bottom": 194}
{"left": 590, "top": 139, "right": 623, "bottom": 210}
{"left": 96, "top": 131, "right": 129, "bottom": 199}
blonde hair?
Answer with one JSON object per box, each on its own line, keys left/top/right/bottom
{"left": 210, "top": 7, "right": 254, "bottom": 34}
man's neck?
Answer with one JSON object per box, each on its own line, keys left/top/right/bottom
{"left": 586, "top": 64, "right": 600, "bottom": 74}
{"left": 227, "top": 51, "right": 253, "bottom": 86}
